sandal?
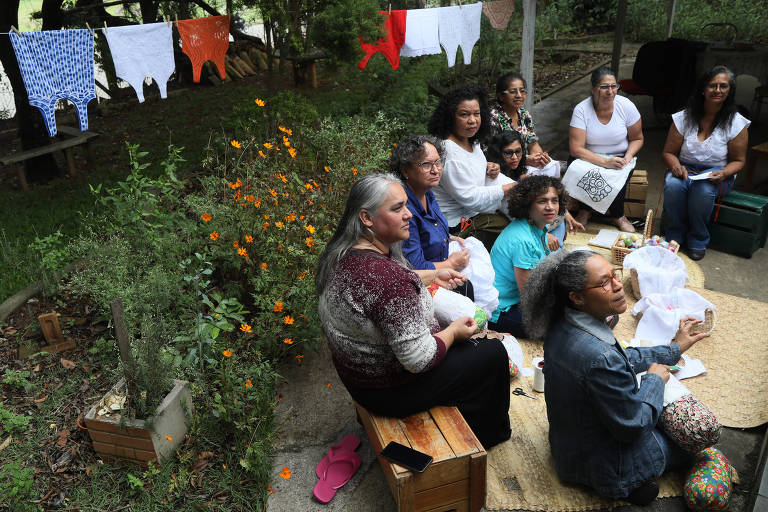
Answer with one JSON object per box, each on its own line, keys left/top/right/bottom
{"left": 613, "top": 216, "right": 636, "bottom": 233}
{"left": 313, "top": 447, "right": 362, "bottom": 503}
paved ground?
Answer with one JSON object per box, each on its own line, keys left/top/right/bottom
{"left": 266, "top": 52, "right": 768, "bottom": 511}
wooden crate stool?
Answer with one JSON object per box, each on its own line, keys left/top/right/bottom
{"left": 708, "top": 190, "right": 768, "bottom": 257}
{"left": 355, "top": 402, "right": 486, "bottom": 512}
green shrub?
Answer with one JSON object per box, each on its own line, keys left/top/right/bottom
{"left": 0, "top": 402, "right": 31, "bottom": 436}
{"left": 0, "top": 462, "right": 39, "bottom": 512}
{"left": 2, "top": 369, "right": 35, "bottom": 393}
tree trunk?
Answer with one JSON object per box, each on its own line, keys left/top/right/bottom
{"left": 0, "top": 0, "right": 60, "bottom": 183}
{"left": 138, "top": 0, "right": 159, "bottom": 23}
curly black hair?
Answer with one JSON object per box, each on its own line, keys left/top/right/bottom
{"left": 486, "top": 131, "right": 527, "bottom": 180}
{"left": 389, "top": 135, "right": 445, "bottom": 180}
{"left": 506, "top": 175, "right": 567, "bottom": 220}
{"left": 427, "top": 85, "right": 491, "bottom": 144}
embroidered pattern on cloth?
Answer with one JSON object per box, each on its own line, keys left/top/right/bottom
{"left": 482, "top": 0, "right": 515, "bottom": 30}
{"left": 577, "top": 169, "right": 613, "bottom": 201}
{"left": 9, "top": 29, "right": 96, "bottom": 137}
{"left": 104, "top": 22, "right": 175, "bottom": 103}
{"left": 438, "top": 2, "right": 482, "bottom": 67}
{"left": 358, "top": 10, "right": 407, "bottom": 70}
{"left": 176, "top": 15, "right": 230, "bottom": 83}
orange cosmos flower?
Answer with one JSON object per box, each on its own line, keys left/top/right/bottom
{"left": 299, "top": 215, "right": 305, "bottom": 220}
{"left": 297, "top": 271, "right": 307, "bottom": 280}
{"left": 165, "top": 435, "right": 173, "bottom": 441}
{"left": 279, "top": 467, "right": 291, "bottom": 479}
{"left": 275, "top": 221, "right": 285, "bottom": 228}
{"left": 258, "top": 150, "right": 266, "bottom": 158}
{"left": 237, "top": 247, "right": 248, "bottom": 258}
{"left": 233, "top": 241, "right": 239, "bottom": 247}
{"left": 324, "top": 166, "right": 330, "bottom": 173}
{"left": 223, "top": 350, "right": 233, "bottom": 357}
{"left": 245, "top": 379, "right": 253, "bottom": 389}
{"left": 201, "top": 213, "right": 212, "bottom": 222}
{"left": 274, "top": 301, "right": 284, "bottom": 312}
{"left": 305, "top": 237, "right": 315, "bottom": 248}
{"left": 264, "top": 142, "right": 273, "bottom": 149}
{"left": 229, "top": 178, "right": 242, "bottom": 189}
{"left": 296, "top": 355, "right": 304, "bottom": 365}
{"left": 264, "top": 214, "right": 270, "bottom": 219}
{"left": 283, "top": 136, "right": 291, "bottom": 147}
{"left": 304, "top": 225, "right": 315, "bottom": 234}
{"left": 254, "top": 98, "right": 265, "bottom": 107}
{"left": 267, "top": 485, "right": 275, "bottom": 494}
{"left": 261, "top": 262, "right": 268, "bottom": 270}
{"left": 210, "top": 231, "right": 220, "bottom": 241}
{"left": 284, "top": 315, "right": 295, "bottom": 325}
{"left": 245, "top": 235, "right": 254, "bottom": 243}
{"left": 254, "top": 199, "right": 261, "bottom": 207}
{"left": 245, "top": 194, "right": 255, "bottom": 202}
{"left": 277, "top": 173, "right": 287, "bottom": 183}
{"left": 285, "top": 213, "right": 296, "bottom": 222}
{"left": 240, "top": 323, "right": 252, "bottom": 333}
{"left": 288, "top": 147, "right": 297, "bottom": 158}
{"left": 269, "top": 189, "right": 277, "bottom": 197}
{"left": 263, "top": 222, "right": 270, "bottom": 229}
{"left": 231, "top": 140, "right": 241, "bottom": 149}
{"left": 283, "top": 337, "right": 294, "bottom": 345}
{"left": 352, "top": 168, "right": 358, "bottom": 175}
{"left": 304, "top": 183, "right": 313, "bottom": 190}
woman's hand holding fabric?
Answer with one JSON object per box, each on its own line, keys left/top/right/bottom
{"left": 708, "top": 170, "right": 728, "bottom": 184}
{"left": 647, "top": 362, "right": 671, "bottom": 383}
{"left": 446, "top": 249, "right": 470, "bottom": 271}
{"left": 486, "top": 161, "right": 501, "bottom": 179}
{"left": 435, "top": 268, "right": 467, "bottom": 290}
{"left": 604, "top": 156, "right": 626, "bottom": 169}
{"left": 449, "top": 316, "right": 478, "bottom": 343}
{"left": 449, "top": 235, "right": 467, "bottom": 248}
{"left": 674, "top": 316, "right": 709, "bottom": 352}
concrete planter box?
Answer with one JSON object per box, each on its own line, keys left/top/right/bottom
{"left": 84, "top": 379, "right": 193, "bottom": 466}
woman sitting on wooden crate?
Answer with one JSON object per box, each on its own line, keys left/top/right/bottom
{"left": 521, "top": 250, "right": 708, "bottom": 505}
{"left": 662, "top": 65, "right": 750, "bottom": 261}
{"left": 316, "top": 173, "right": 511, "bottom": 449}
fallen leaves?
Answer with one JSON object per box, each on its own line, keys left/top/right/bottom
{"left": 0, "top": 436, "right": 11, "bottom": 452}
{"left": 60, "top": 358, "right": 76, "bottom": 369}
{"left": 56, "top": 429, "right": 70, "bottom": 447}
{"left": 34, "top": 394, "right": 49, "bottom": 403}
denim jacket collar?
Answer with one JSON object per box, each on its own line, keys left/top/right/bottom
{"left": 565, "top": 307, "right": 616, "bottom": 345}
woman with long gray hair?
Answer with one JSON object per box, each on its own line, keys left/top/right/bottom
{"left": 521, "top": 250, "right": 707, "bottom": 505}
{"left": 316, "top": 173, "right": 511, "bottom": 449}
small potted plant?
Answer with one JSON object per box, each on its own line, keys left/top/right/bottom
{"left": 84, "top": 300, "right": 192, "bottom": 465}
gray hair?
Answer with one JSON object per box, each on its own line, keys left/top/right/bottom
{"left": 590, "top": 66, "right": 617, "bottom": 87}
{"left": 315, "top": 173, "right": 409, "bottom": 294}
{"left": 521, "top": 250, "right": 597, "bottom": 340}
{"left": 389, "top": 135, "right": 445, "bottom": 180}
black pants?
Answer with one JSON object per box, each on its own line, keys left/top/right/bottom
{"left": 488, "top": 303, "right": 527, "bottom": 338}
{"left": 346, "top": 339, "right": 511, "bottom": 449}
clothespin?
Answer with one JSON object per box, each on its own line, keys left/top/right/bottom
{"left": 85, "top": 22, "right": 94, "bottom": 36}
{"left": 103, "top": 21, "right": 108, "bottom": 34}
{"left": 165, "top": 15, "right": 170, "bottom": 27}
{"left": 175, "top": 14, "right": 179, "bottom": 25}
{"left": 10, "top": 25, "right": 22, "bottom": 36}
{"left": 458, "top": 0, "right": 462, "bottom": 6}
{"left": 388, "top": 3, "right": 391, "bottom": 14}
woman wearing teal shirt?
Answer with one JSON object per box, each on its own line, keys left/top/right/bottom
{"left": 489, "top": 176, "right": 568, "bottom": 337}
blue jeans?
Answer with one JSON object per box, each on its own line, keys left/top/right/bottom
{"left": 663, "top": 164, "right": 735, "bottom": 251}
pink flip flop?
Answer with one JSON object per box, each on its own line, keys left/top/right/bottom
{"left": 313, "top": 447, "right": 362, "bottom": 503}
{"left": 315, "top": 434, "right": 361, "bottom": 480}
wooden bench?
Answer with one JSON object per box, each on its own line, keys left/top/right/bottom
{"left": 0, "top": 126, "right": 99, "bottom": 192}
{"left": 355, "top": 402, "right": 486, "bottom": 512}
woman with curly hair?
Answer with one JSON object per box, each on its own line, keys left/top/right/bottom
{"left": 428, "top": 84, "right": 517, "bottom": 249}
{"left": 662, "top": 66, "right": 750, "bottom": 261}
{"left": 488, "top": 175, "right": 568, "bottom": 337}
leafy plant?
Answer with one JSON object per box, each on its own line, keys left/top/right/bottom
{"left": 2, "top": 369, "right": 35, "bottom": 393}
{"left": 0, "top": 402, "right": 31, "bottom": 436}
{"left": 0, "top": 462, "right": 39, "bottom": 512}
{"left": 28, "top": 230, "right": 68, "bottom": 274}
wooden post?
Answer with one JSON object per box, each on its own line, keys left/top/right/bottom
{"left": 64, "top": 147, "right": 76, "bottom": 176}
{"left": 110, "top": 298, "right": 139, "bottom": 404}
{"left": 520, "top": 0, "right": 536, "bottom": 111}
{"left": 611, "top": 0, "right": 629, "bottom": 74}
{"left": 666, "top": 0, "right": 677, "bottom": 39}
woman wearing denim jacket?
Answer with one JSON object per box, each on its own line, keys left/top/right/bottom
{"left": 521, "top": 250, "right": 708, "bottom": 505}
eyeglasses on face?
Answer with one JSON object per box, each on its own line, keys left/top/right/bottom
{"left": 502, "top": 148, "right": 523, "bottom": 158}
{"left": 706, "top": 83, "right": 730, "bottom": 91}
{"left": 598, "top": 84, "right": 620, "bottom": 91}
{"left": 502, "top": 88, "right": 527, "bottom": 96}
{"left": 416, "top": 159, "right": 442, "bottom": 172}
{"left": 585, "top": 269, "right": 623, "bottom": 292}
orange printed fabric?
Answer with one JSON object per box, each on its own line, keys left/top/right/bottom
{"left": 358, "top": 10, "right": 407, "bottom": 71}
{"left": 176, "top": 15, "right": 230, "bottom": 82}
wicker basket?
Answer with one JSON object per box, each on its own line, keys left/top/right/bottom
{"left": 691, "top": 308, "right": 717, "bottom": 335}
{"left": 611, "top": 210, "right": 680, "bottom": 265}
{"left": 629, "top": 267, "right": 642, "bottom": 300}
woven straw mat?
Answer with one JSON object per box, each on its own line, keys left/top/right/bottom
{"left": 486, "top": 287, "right": 768, "bottom": 511}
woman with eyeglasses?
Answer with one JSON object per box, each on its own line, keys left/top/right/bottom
{"left": 569, "top": 66, "right": 644, "bottom": 232}
{"left": 490, "top": 72, "right": 552, "bottom": 168}
{"left": 316, "top": 173, "right": 512, "bottom": 450}
{"left": 488, "top": 176, "right": 568, "bottom": 337}
{"left": 662, "top": 66, "right": 750, "bottom": 261}
{"left": 521, "top": 250, "right": 707, "bottom": 505}
{"left": 428, "top": 85, "right": 518, "bottom": 250}
{"left": 391, "top": 135, "right": 474, "bottom": 297}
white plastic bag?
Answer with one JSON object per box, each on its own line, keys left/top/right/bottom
{"left": 623, "top": 246, "right": 688, "bottom": 297}
{"left": 448, "top": 236, "right": 499, "bottom": 315}
{"left": 431, "top": 286, "right": 488, "bottom": 332}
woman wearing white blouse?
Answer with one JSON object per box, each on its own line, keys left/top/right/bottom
{"left": 662, "top": 66, "right": 750, "bottom": 261}
{"left": 569, "top": 67, "right": 644, "bottom": 232}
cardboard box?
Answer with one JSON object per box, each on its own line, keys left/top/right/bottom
{"left": 624, "top": 201, "right": 646, "bottom": 219}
